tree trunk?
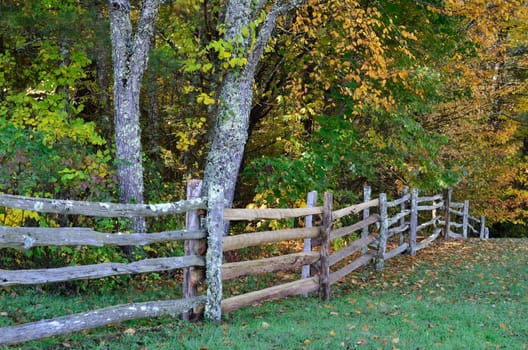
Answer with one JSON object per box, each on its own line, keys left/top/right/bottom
{"left": 202, "top": 0, "right": 307, "bottom": 231}
{"left": 145, "top": 36, "right": 161, "bottom": 161}
{"left": 109, "top": 0, "right": 160, "bottom": 239}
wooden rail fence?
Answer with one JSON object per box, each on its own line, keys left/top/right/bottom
{"left": 0, "top": 184, "right": 488, "bottom": 345}
{"left": 0, "top": 186, "right": 223, "bottom": 345}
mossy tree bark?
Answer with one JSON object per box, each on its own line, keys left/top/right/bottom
{"left": 202, "top": 0, "right": 307, "bottom": 232}
{"left": 109, "top": 0, "right": 160, "bottom": 237}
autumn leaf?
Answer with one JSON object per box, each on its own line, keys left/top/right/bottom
{"left": 123, "top": 328, "right": 136, "bottom": 336}
{"left": 356, "top": 338, "right": 368, "bottom": 345}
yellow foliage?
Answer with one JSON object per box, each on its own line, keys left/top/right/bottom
{"left": 174, "top": 116, "right": 207, "bottom": 151}
{"left": 0, "top": 209, "right": 40, "bottom": 227}
{"left": 196, "top": 93, "right": 215, "bottom": 106}
{"left": 282, "top": 0, "right": 421, "bottom": 120}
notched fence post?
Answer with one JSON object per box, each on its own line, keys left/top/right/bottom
{"left": 443, "top": 188, "right": 452, "bottom": 239}
{"left": 319, "top": 192, "right": 332, "bottom": 301}
{"left": 480, "top": 216, "right": 486, "bottom": 239}
{"left": 362, "top": 186, "right": 371, "bottom": 255}
{"left": 183, "top": 179, "right": 205, "bottom": 320}
{"left": 462, "top": 200, "right": 469, "bottom": 239}
{"left": 376, "top": 193, "right": 388, "bottom": 271}
{"left": 409, "top": 188, "right": 418, "bottom": 256}
{"left": 302, "top": 191, "right": 317, "bottom": 297}
{"left": 205, "top": 185, "right": 224, "bottom": 322}
{"left": 399, "top": 187, "right": 409, "bottom": 245}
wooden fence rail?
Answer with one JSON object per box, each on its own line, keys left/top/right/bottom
{"left": 0, "top": 184, "right": 488, "bottom": 345}
{"left": 0, "top": 190, "right": 216, "bottom": 346}
{"left": 0, "top": 256, "right": 204, "bottom": 286}
{"left": 0, "top": 297, "right": 207, "bottom": 345}
{"left": 0, "top": 226, "right": 206, "bottom": 249}
{"left": 0, "top": 194, "right": 207, "bottom": 217}
{"left": 374, "top": 187, "right": 487, "bottom": 270}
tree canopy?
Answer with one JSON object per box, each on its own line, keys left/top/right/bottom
{"left": 1, "top": 0, "right": 527, "bottom": 237}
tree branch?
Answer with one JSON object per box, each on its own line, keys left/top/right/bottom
{"left": 131, "top": 0, "right": 161, "bottom": 74}
{"left": 247, "top": 0, "right": 308, "bottom": 77}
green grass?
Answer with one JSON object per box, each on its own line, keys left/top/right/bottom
{"left": 1, "top": 238, "right": 527, "bottom": 349}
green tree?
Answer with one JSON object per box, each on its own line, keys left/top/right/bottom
{"left": 0, "top": 0, "right": 115, "bottom": 226}
{"left": 242, "top": 0, "right": 463, "bottom": 207}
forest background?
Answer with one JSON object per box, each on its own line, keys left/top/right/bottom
{"left": 1, "top": 0, "right": 527, "bottom": 267}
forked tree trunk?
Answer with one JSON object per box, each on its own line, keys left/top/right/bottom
{"left": 203, "top": 0, "right": 307, "bottom": 232}
{"left": 109, "top": 0, "right": 160, "bottom": 239}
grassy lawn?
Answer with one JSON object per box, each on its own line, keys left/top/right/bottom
{"left": 1, "top": 238, "right": 527, "bottom": 349}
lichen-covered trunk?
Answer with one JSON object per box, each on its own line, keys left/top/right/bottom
{"left": 203, "top": 0, "right": 307, "bottom": 229}
{"left": 113, "top": 77, "right": 146, "bottom": 232}
{"left": 203, "top": 73, "right": 253, "bottom": 212}
{"left": 203, "top": 0, "right": 252, "bottom": 214}
{"left": 109, "top": 0, "right": 160, "bottom": 235}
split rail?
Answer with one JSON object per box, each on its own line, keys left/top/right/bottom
{"left": 0, "top": 184, "right": 488, "bottom": 345}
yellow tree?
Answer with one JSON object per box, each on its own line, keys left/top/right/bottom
{"left": 430, "top": 1, "right": 528, "bottom": 224}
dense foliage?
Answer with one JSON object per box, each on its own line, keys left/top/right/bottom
{"left": 0, "top": 0, "right": 527, "bottom": 251}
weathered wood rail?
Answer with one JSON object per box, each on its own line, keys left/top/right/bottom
{"left": 0, "top": 187, "right": 222, "bottom": 346}
{"left": 221, "top": 203, "right": 324, "bottom": 312}
{"left": 0, "top": 184, "right": 488, "bottom": 345}
{"left": 374, "top": 188, "right": 488, "bottom": 270}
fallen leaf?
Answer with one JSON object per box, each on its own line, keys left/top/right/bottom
{"left": 124, "top": 328, "right": 136, "bottom": 336}
{"left": 357, "top": 338, "right": 368, "bottom": 345}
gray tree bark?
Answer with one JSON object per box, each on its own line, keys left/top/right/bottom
{"left": 202, "top": 0, "right": 307, "bottom": 230}
{"left": 109, "top": 0, "right": 160, "bottom": 236}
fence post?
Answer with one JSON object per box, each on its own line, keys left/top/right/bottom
{"left": 205, "top": 185, "right": 224, "bottom": 322}
{"left": 443, "top": 188, "right": 452, "bottom": 239}
{"left": 182, "top": 179, "right": 205, "bottom": 320}
{"left": 432, "top": 194, "right": 438, "bottom": 226}
{"left": 399, "top": 187, "right": 409, "bottom": 245}
{"left": 376, "top": 193, "right": 388, "bottom": 271}
{"left": 480, "top": 216, "right": 486, "bottom": 239}
{"left": 361, "top": 186, "right": 371, "bottom": 255}
{"left": 302, "top": 191, "right": 317, "bottom": 296}
{"left": 409, "top": 188, "right": 418, "bottom": 256}
{"left": 462, "top": 200, "right": 469, "bottom": 239}
{"left": 319, "top": 192, "right": 332, "bottom": 301}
